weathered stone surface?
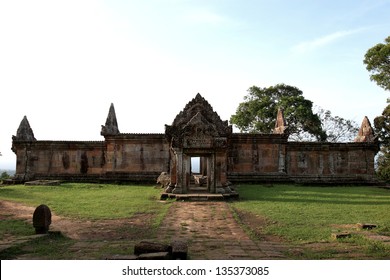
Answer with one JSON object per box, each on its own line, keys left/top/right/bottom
{"left": 25, "top": 180, "right": 61, "bottom": 186}
{"left": 157, "top": 172, "right": 170, "bottom": 187}
{"left": 193, "top": 175, "right": 207, "bottom": 186}
{"left": 331, "top": 232, "right": 352, "bottom": 239}
{"left": 101, "top": 103, "right": 120, "bottom": 136}
{"left": 32, "top": 204, "right": 52, "bottom": 234}
{"left": 105, "top": 254, "right": 138, "bottom": 260}
{"left": 354, "top": 116, "right": 376, "bottom": 142}
{"left": 11, "top": 95, "right": 379, "bottom": 186}
{"left": 171, "top": 239, "right": 188, "bottom": 259}
{"left": 357, "top": 223, "right": 377, "bottom": 230}
{"left": 138, "top": 252, "right": 171, "bottom": 260}
{"left": 134, "top": 241, "right": 171, "bottom": 255}
{"left": 273, "top": 108, "right": 288, "bottom": 134}
{"left": 12, "top": 116, "right": 36, "bottom": 142}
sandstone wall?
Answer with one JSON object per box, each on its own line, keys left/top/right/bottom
{"left": 227, "top": 134, "right": 289, "bottom": 183}
{"left": 102, "top": 134, "right": 170, "bottom": 182}
{"left": 12, "top": 141, "right": 105, "bottom": 181}
{"left": 12, "top": 134, "right": 378, "bottom": 184}
{"left": 286, "top": 142, "right": 378, "bottom": 183}
{"left": 226, "top": 134, "right": 378, "bottom": 184}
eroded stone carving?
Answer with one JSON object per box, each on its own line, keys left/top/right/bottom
{"left": 354, "top": 116, "right": 376, "bottom": 142}
{"left": 165, "top": 93, "right": 232, "bottom": 148}
{"left": 12, "top": 116, "right": 36, "bottom": 142}
{"left": 273, "top": 108, "right": 288, "bottom": 134}
{"left": 101, "top": 103, "right": 120, "bottom": 136}
{"left": 157, "top": 172, "right": 170, "bottom": 187}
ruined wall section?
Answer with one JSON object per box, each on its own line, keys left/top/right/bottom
{"left": 12, "top": 140, "right": 105, "bottom": 182}
{"left": 102, "top": 133, "right": 170, "bottom": 182}
{"left": 227, "top": 133, "right": 290, "bottom": 183}
{"left": 286, "top": 142, "right": 378, "bottom": 183}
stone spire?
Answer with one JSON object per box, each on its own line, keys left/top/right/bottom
{"left": 354, "top": 116, "right": 376, "bottom": 142}
{"left": 273, "top": 108, "right": 288, "bottom": 134}
{"left": 101, "top": 103, "right": 120, "bottom": 136}
{"left": 12, "top": 116, "right": 36, "bottom": 141}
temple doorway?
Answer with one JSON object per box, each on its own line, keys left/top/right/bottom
{"left": 164, "top": 93, "right": 233, "bottom": 195}
{"left": 190, "top": 155, "right": 209, "bottom": 193}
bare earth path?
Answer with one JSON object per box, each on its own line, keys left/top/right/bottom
{"left": 0, "top": 200, "right": 289, "bottom": 259}
{"left": 157, "top": 201, "right": 288, "bottom": 259}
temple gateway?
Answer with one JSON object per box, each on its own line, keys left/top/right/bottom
{"left": 12, "top": 94, "right": 379, "bottom": 193}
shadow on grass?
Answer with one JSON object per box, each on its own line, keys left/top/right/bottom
{"left": 237, "top": 185, "right": 390, "bottom": 206}
{"left": 0, "top": 231, "right": 75, "bottom": 260}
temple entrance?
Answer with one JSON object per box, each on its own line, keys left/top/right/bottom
{"left": 164, "top": 93, "right": 233, "bottom": 195}
{"left": 189, "top": 155, "right": 209, "bottom": 193}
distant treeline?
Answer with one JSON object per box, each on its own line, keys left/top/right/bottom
{"left": 0, "top": 169, "right": 15, "bottom": 176}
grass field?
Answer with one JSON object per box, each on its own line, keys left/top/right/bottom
{"left": 1, "top": 183, "right": 390, "bottom": 259}
{"left": 0, "top": 183, "right": 171, "bottom": 221}
{"left": 231, "top": 184, "right": 390, "bottom": 259}
{"left": 232, "top": 184, "right": 390, "bottom": 242}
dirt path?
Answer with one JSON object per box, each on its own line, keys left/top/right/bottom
{"left": 157, "top": 201, "right": 288, "bottom": 259}
{"left": 0, "top": 200, "right": 289, "bottom": 259}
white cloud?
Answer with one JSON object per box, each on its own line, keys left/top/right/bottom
{"left": 292, "top": 28, "right": 367, "bottom": 53}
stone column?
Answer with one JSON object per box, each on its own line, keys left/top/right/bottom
{"left": 278, "top": 144, "right": 286, "bottom": 173}
{"left": 165, "top": 149, "right": 177, "bottom": 193}
{"left": 173, "top": 150, "right": 183, "bottom": 194}
{"left": 208, "top": 154, "right": 216, "bottom": 193}
{"left": 183, "top": 154, "right": 191, "bottom": 194}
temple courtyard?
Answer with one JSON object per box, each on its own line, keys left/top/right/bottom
{"left": 1, "top": 183, "right": 390, "bottom": 260}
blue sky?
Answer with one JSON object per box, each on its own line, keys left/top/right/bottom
{"left": 1, "top": 0, "right": 389, "bottom": 169}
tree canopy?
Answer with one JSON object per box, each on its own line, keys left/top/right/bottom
{"left": 230, "top": 84, "right": 327, "bottom": 141}
{"left": 364, "top": 35, "right": 390, "bottom": 181}
{"left": 363, "top": 36, "right": 390, "bottom": 91}
{"left": 315, "top": 107, "right": 359, "bottom": 143}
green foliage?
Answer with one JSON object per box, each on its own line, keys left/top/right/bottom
{"left": 230, "top": 84, "right": 327, "bottom": 141}
{"left": 374, "top": 102, "right": 390, "bottom": 145}
{"left": 374, "top": 102, "right": 390, "bottom": 181}
{"left": 364, "top": 36, "right": 390, "bottom": 91}
{"left": 1, "top": 172, "right": 10, "bottom": 180}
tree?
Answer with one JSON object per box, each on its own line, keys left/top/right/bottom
{"left": 363, "top": 36, "right": 390, "bottom": 91}
{"left": 315, "top": 106, "right": 359, "bottom": 143}
{"left": 1, "top": 172, "right": 10, "bottom": 180}
{"left": 364, "top": 36, "right": 390, "bottom": 180}
{"left": 230, "top": 84, "right": 327, "bottom": 141}
{"left": 373, "top": 101, "right": 390, "bottom": 180}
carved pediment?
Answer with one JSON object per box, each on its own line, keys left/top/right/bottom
{"left": 165, "top": 93, "right": 232, "bottom": 148}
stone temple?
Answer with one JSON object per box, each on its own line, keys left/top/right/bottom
{"left": 12, "top": 94, "right": 379, "bottom": 194}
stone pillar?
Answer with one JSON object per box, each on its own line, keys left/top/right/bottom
{"left": 183, "top": 154, "right": 191, "bottom": 194}
{"left": 278, "top": 144, "right": 286, "bottom": 173}
{"left": 165, "top": 149, "right": 177, "bottom": 193}
{"left": 173, "top": 150, "right": 183, "bottom": 194}
{"left": 208, "top": 155, "right": 216, "bottom": 193}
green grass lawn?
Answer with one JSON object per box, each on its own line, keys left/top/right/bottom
{"left": 0, "top": 183, "right": 172, "bottom": 259}
{"left": 232, "top": 185, "right": 390, "bottom": 243}
{"left": 1, "top": 183, "right": 390, "bottom": 259}
{"left": 0, "top": 183, "right": 170, "bottom": 221}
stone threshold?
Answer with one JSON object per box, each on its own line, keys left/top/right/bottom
{"left": 160, "top": 192, "right": 239, "bottom": 201}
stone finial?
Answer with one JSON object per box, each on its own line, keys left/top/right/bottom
{"left": 12, "top": 116, "right": 36, "bottom": 141}
{"left": 273, "top": 108, "right": 288, "bottom": 134}
{"left": 101, "top": 103, "right": 120, "bottom": 136}
{"left": 354, "top": 116, "right": 376, "bottom": 142}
